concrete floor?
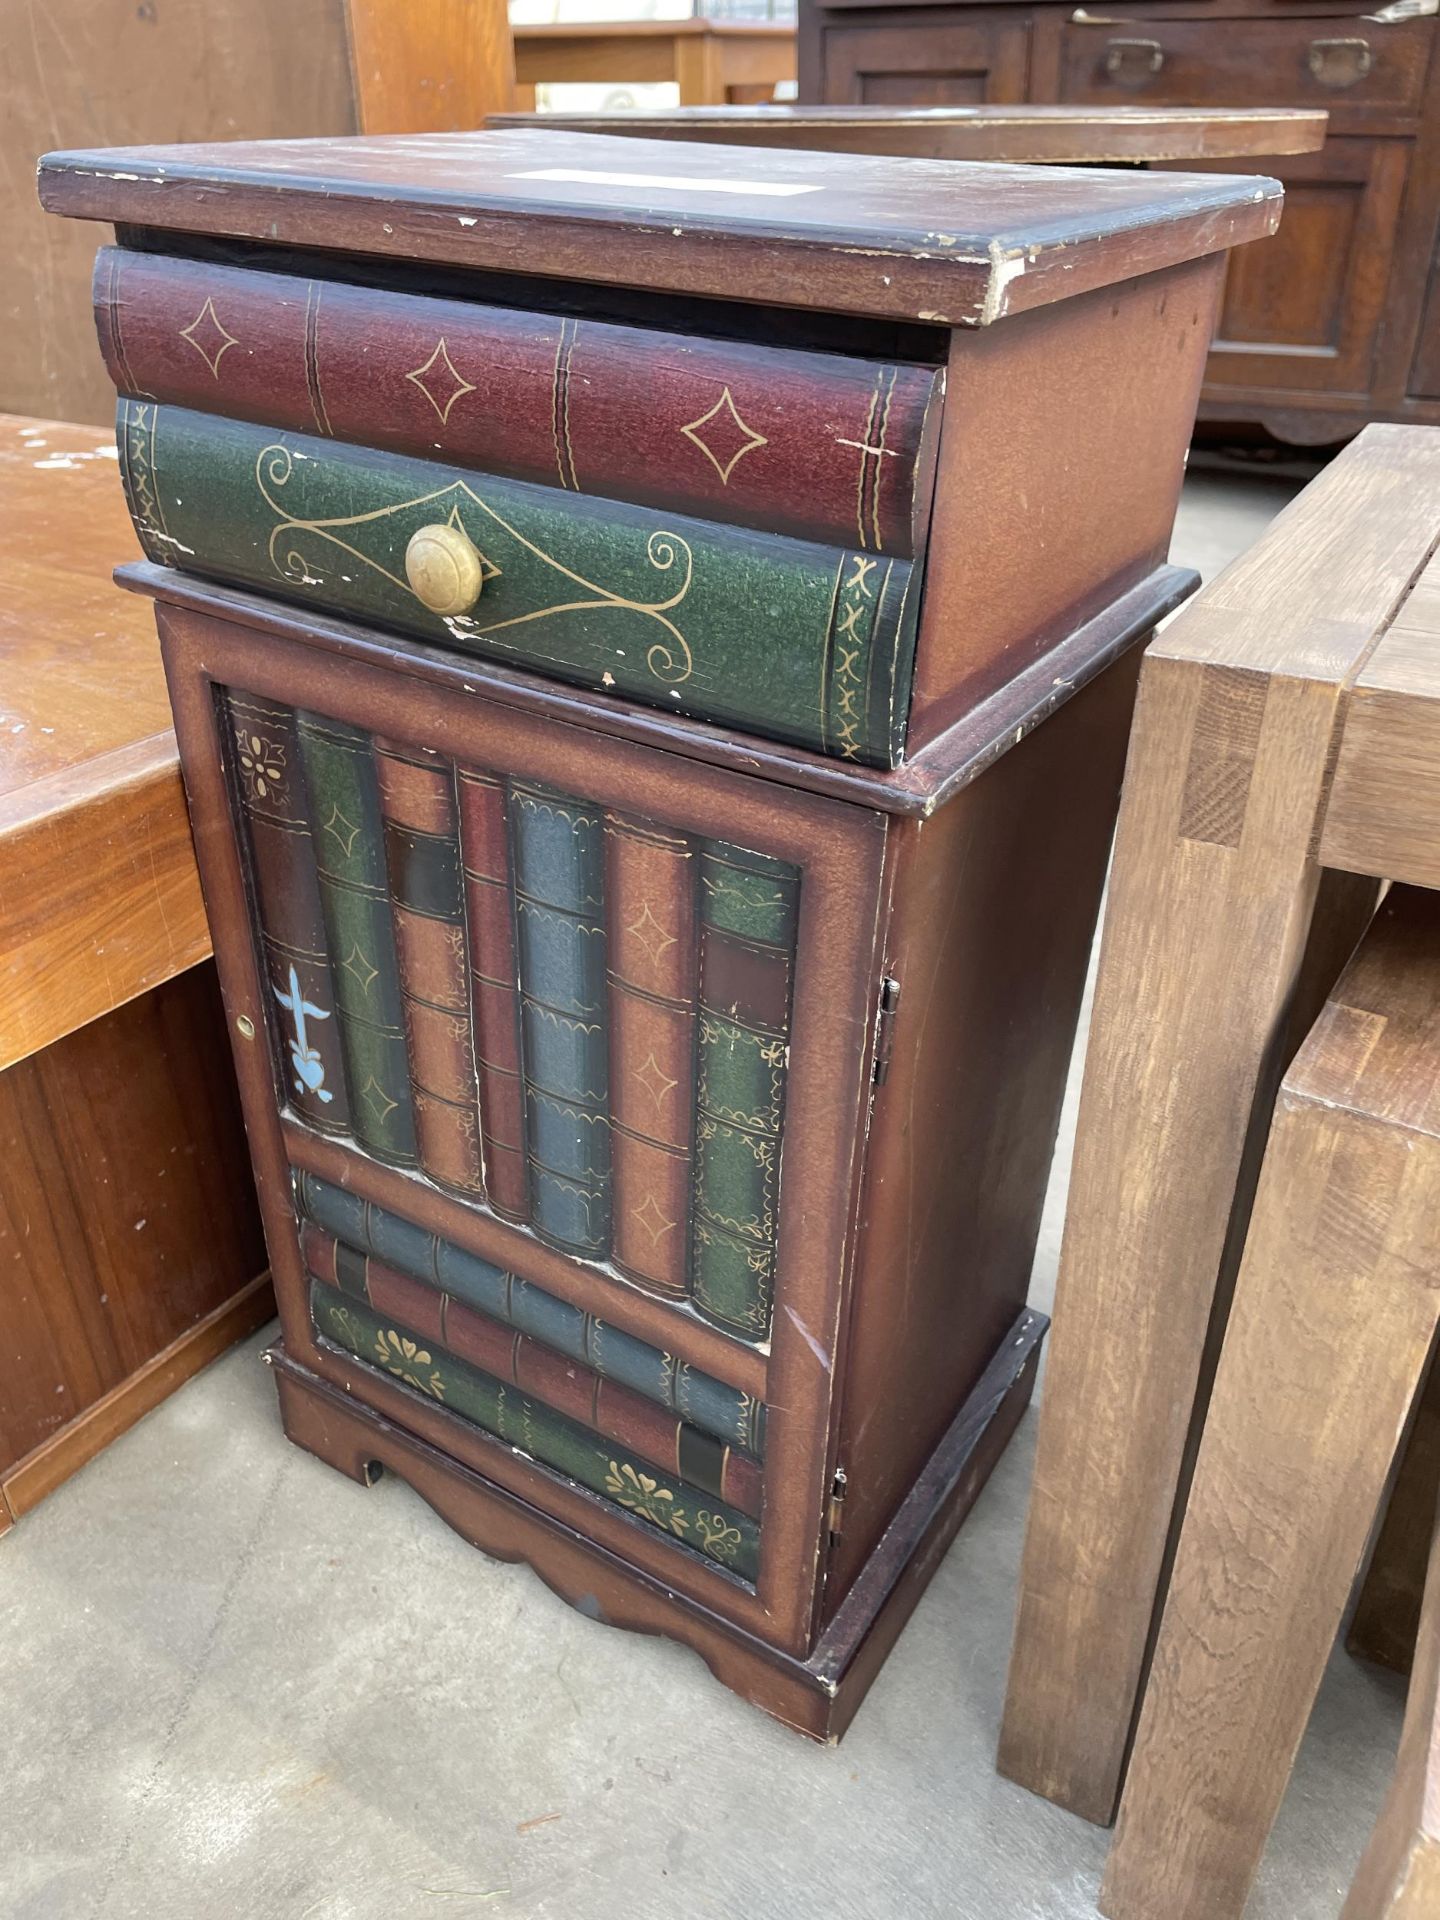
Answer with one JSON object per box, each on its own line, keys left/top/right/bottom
{"left": 1, "top": 468, "right": 1408, "bottom": 1920}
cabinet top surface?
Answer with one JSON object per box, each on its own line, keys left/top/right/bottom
{"left": 486, "top": 105, "right": 1327, "bottom": 164}
{"left": 38, "top": 127, "right": 1282, "bottom": 326}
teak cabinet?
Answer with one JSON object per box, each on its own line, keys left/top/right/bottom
{"left": 39, "top": 129, "right": 1276, "bottom": 1736}
{"left": 800, "top": 0, "right": 1440, "bottom": 445}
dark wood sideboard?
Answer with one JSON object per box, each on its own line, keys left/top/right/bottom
{"left": 799, "top": 0, "right": 1440, "bottom": 444}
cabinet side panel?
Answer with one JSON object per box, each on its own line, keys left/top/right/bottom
{"left": 825, "top": 643, "right": 1142, "bottom": 1612}
{"left": 910, "top": 254, "right": 1221, "bottom": 746}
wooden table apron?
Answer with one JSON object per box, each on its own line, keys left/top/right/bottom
{"left": 159, "top": 600, "right": 889, "bottom": 1659}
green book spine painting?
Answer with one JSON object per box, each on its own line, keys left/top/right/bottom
{"left": 311, "top": 1282, "right": 759, "bottom": 1580}
{"left": 116, "top": 398, "right": 918, "bottom": 767}
{"left": 511, "top": 783, "right": 612, "bottom": 1259}
{"left": 294, "top": 713, "right": 418, "bottom": 1167}
{"left": 691, "top": 842, "right": 800, "bottom": 1343}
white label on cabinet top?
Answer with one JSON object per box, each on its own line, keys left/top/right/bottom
{"left": 506, "top": 167, "right": 824, "bottom": 198}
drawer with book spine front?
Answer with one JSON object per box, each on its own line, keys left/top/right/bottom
{"left": 104, "top": 246, "right": 941, "bottom": 768}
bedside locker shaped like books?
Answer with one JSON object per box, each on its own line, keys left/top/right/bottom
{"left": 39, "top": 129, "right": 1280, "bottom": 1738}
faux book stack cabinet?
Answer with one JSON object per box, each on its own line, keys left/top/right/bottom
{"left": 40, "top": 130, "right": 1278, "bottom": 1737}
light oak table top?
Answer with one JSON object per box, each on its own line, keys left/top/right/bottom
{"left": 486, "top": 103, "right": 1329, "bottom": 165}
{"left": 0, "top": 413, "right": 208, "bottom": 1070}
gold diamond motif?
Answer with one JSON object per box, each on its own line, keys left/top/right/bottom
{"left": 626, "top": 901, "right": 676, "bottom": 968}
{"left": 341, "top": 944, "right": 378, "bottom": 994}
{"left": 360, "top": 1076, "right": 399, "bottom": 1122}
{"left": 443, "top": 503, "right": 502, "bottom": 583}
{"left": 406, "top": 337, "right": 477, "bottom": 425}
{"left": 179, "top": 297, "right": 240, "bottom": 377}
{"left": 633, "top": 1051, "right": 678, "bottom": 1114}
{"left": 680, "top": 387, "right": 768, "bottom": 486}
{"left": 630, "top": 1192, "right": 677, "bottom": 1246}
{"left": 321, "top": 803, "right": 361, "bottom": 858}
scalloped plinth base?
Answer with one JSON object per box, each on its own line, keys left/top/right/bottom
{"left": 267, "top": 1308, "right": 1044, "bottom": 1742}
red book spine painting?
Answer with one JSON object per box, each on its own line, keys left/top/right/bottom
{"left": 303, "top": 1222, "right": 761, "bottom": 1518}
{"left": 96, "top": 244, "right": 939, "bottom": 556}
{"left": 373, "top": 737, "right": 484, "bottom": 1198}
{"left": 454, "top": 767, "right": 530, "bottom": 1223}
{"left": 603, "top": 811, "right": 697, "bottom": 1300}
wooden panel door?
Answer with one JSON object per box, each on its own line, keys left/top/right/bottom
{"left": 159, "top": 596, "right": 890, "bottom": 1658}
{"left": 816, "top": 20, "right": 1031, "bottom": 105}
{"left": 1196, "top": 139, "right": 1409, "bottom": 398}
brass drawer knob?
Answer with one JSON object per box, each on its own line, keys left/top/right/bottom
{"left": 405, "top": 520, "right": 486, "bottom": 616}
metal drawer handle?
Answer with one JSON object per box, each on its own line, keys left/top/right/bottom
{"left": 1308, "top": 37, "right": 1374, "bottom": 86}
{"left": 1104, "top": 37, "right": 1165, "bottom": 85}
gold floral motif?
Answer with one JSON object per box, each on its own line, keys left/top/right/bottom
{"left": 329, "top": 1304, "right": 366, "bottom": 1351}
{"left": 695, "top": 1511, "right": 743, "bottom": 1564}
{"left": 235, "top": 728, "right": 285, "bottom": 801}
{"left": 604, "top": 1461, "right": 688, "bottom": 1536}
{"left": 373, "top": 1328, "right": 446, "bottom": 1400}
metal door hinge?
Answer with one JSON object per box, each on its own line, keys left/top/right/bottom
{"left": 828, "top": 1466, "right": 848, "bottom": 1536}
{"left": 872, "top": 976, "right": 901, "bottom": 1085}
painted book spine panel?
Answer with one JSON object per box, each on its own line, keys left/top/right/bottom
{"left": 511, "top": 783, "right": 612, "bottom": 1258}
{"left": 116, "top": 400, "right": 916, "bottom": 768}
{"left": 310, "top": 1279, "right": 759, "bottom": 1579}
{"left": 294, "top": 713, "right": 419, "bottom": 1167}
{"left": 222, "top": 690, "right": 351, "bottom": 1135}
{"left": 691, "top": 842, "right": 800, "bottom": 1344}
{"left": 372, "top": 737, "right": 485, "bottom": 1197}
{"left": 304, "top": 1224, "right": 761, "bottom": 1516}
{"left": 295, "top": 1169, "right": 765, "bottom": 1456}
{"left": 97, "top": 245, "right": 938, "bottom": 555}
{"left": 603, "top": 812, "right": 697, "bottom": 1301}
{"left": 455, "top": 768, "right": 529, "bottom": 1223}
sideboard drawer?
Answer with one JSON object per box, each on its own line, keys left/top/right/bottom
{"left": 1059, "top": 17, "right": 1431, "bottom": 118}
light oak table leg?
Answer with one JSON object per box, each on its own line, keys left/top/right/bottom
{"left": 1343, "top": 1492, "right": 1440, "bottom": 1918}
{"left": 1101, "top": 886, "right": 1440, "bottom": 1920}
{"left": 999, "top": 426, "right": 1440, "bottom": 1824}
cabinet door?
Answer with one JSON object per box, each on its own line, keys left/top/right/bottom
{"left": 817, "top": 20, "right": 1030, "bottom": 105}
{"left": 161, "top": 594, "right": 888, "bottom": 1656}
{"left": 1194, "top": 139, "right": 1409, "bottom": 399}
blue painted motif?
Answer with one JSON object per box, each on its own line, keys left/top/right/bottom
{"left": 274, "top": 962, "right": 335, "bottom": 1103}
